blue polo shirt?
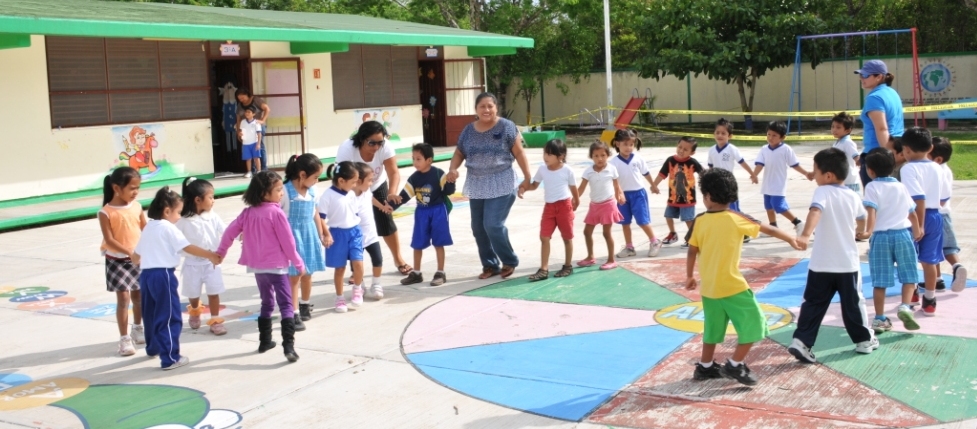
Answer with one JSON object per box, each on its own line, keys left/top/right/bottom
{"left": 861, "top": 84, "right": 904, "bottom": 152}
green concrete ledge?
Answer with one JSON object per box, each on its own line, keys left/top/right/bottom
{"left": 0, "top": 152, "right": 452, "bottom": 233}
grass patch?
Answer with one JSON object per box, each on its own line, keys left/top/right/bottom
{"left": 949, "top": 143, "right": 977, "bottom": 180}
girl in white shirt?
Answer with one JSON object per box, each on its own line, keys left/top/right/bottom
{"left": 177, "top": 177, "right": 227, "bottom": 336}
{"left": 353, "top": 162, "right": 385, "bottom": 299}
{"left": 519, "top": 139, "right": 580, "bottom": 281}
{"left": 317, "top": 161, "right": 364, "bottom": 313}
{"left": 577, "top": 141, "right": 626, "bottom": 270}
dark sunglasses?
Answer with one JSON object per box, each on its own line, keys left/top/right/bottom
{"left": 367, "top": 139, "right": 385, "bottom": 147}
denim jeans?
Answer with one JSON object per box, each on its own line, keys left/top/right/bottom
{"left": 469, "top": 190, "right": 519, "bottom": 270}
{"left": 253, "top": 144, "right": 268, "bottom": 173}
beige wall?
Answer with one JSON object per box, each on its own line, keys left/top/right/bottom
{"left": 507, "top": 54, "right": 977, "bottom": 126}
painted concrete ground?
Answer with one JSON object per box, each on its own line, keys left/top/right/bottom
{"left": 3, "top": 145, "right": 977, "bottom": 429}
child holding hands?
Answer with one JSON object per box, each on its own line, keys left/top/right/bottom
{"left": 577, "top": 141, "right": 625, "bottom": 270}
{"left": 519, "top": 139, "right": 580, "bottom": 280}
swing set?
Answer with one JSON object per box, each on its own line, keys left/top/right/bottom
{"left": 787, "top": 28, "right": 925, "bottom": 134}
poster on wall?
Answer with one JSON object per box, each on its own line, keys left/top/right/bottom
{"left": 919, "top": 59, "right": 957, "bottom": 100}
{"left": 112, "top": 124, "right": 170, "bottom": 180}
{"left": 353, "top": 108, "right": 402, "bottom": 141}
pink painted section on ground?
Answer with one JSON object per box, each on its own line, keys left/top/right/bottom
{"left": 623, "top": 258, "right": 800, "bottom": 301}
{"left": 402, "top": 295, "right": 658, "bottom": 354}
{"left": 589, "top": 335, "right": 937, "bottom": 429}
{"left": 819, "top": 289, "right": 977, "bottom": 339}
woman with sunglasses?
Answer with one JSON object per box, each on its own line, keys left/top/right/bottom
{"left": 856, "top": 59, "right": 904, "bottom": 187}
{"left": 336, "top": 121, "right": 411, "bottom": 275}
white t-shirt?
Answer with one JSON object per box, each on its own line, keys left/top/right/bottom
{"left": 317, "top": 186, "right": 360, "bottom": 229}
{"left": 582, "top": 164, "right": 618, "bottom": 204}
{"left": 900, "top": 160, "right": 944, "bottom": 210}
{"left": 240, "top": 119, "right": 262, "bottom": 145}
{"left": 833, "top": 136, "right": 860, "bottom": 186}
{"left": 609, "top": 152, "right": 650, "bottom": 191}
{"left": 939, "top": 163, "right": 953, "bottom": 214}
{"left": 335, "top": 139, "right": 397, "bottom": 192}
{"left": 808, "top": 185, "right": 866, "bottom": 273}
{"left": 135, "top": 219, "right": 191, "bottom": 270}
{"left": 707, "top": 143, "right": 744, "bottom": 172}
{"left": 863, "top": 178, "right": 914, "bottom": 231}
{"left": 532, "top": 164, "right": 576, "bottom": 203}
{"left": 754, "top": 143, "right": 800, "bottom": 196}
{"left": 175, "top": 212, "right": 225, "bottom": 266}
{"left": 355, "top": 190, "right": 380, "bottom": 247}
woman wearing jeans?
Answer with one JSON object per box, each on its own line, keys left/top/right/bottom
{"left": 446, "top": 93, "right": 532, "bottom": 279}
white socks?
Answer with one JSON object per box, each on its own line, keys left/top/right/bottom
{"left": 300, "top": 299, "right": 310, "bottom": 304}
{"left": 924, "top": 289, "right": 936, "bottom": 299}
{"left": 728, "top": 359, "right": 742, "bottom": 367}
{"left": 699, "top": 360, "right": 713, "bottom": 368}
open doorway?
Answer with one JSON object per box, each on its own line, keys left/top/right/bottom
{"left": 419, "top": 60, "right": 447, "bottom": 146}
{"left": 209, "top": 59, "right": 249, "bottom": 175}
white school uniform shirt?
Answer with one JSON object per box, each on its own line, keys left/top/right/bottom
{"left": 833, "top": 135, "right": 861, "bottom": 186}
{"left": 609, "top": 152, "right": 650, "bottom": 192}
{"left": 335, "top": 139, "right": 397, "bottom": 192}
{"left": 900, "top": 159, "right": 945, "bottom": 210}
{"left": 863, "top": 178, "right": 914, "bottom": 231}
{"left": 707, "top": 143, "right": 744, "bottom": 172}
{"left": 581, "top": 164, "right": 618, "bottom": 204}
{"left": 135, "top": 219, "right": 191, "bottom": 269}
{"left": 175, "top": 212, "right": 225, "bottom": 266}
{"left": 532, "top": 164, "right": 576, "bottom": 203}
{"left": 239, "top": 119, "right": 262, "bottom": 145}
{"left": 754, "top": 143, "right": 800, "bottom": 196}
{"left": 808, "top": 185, "right": 866, "bottom": 273}
{"left": 939, "top": 163, "right": 953, "bottom": 214}
{"left": 317, "top": 186, "right": 360, "bottom": 229}
{"left": 355, "top": 190, "right": 380, "bottom": 247}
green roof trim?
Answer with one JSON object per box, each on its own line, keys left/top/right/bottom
{"left": 290, "top": 42, "right": 349, "bottom": 55}
{"left": 0, "top": 32, "right": 30, "bottom": 50}
{"left": 467, "top": 46, "right": 517, "bottom": 57}
{"left": 0, "top": 0, "right": 534, "bottom": 50}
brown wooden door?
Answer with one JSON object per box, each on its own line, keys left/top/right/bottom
{"left": 419, "top": 60, "right": 447, "bottom": 146}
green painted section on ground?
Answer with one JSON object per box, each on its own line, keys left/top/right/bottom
{"left": 53, "top": 384, "right": 208, "bottom": 429}
{"left": 770, "top": 326, "right": 977, "bottom": 422}
{"left": 464, "top": 266, "right": 690, "bottom": 310}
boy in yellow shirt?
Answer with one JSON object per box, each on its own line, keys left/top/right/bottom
{"left": 686, "top": 169, "right": 801, "bottom": 385}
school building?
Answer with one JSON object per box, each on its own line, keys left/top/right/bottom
{"left": 0, "top": 0, "right": 532, "bottom": 202}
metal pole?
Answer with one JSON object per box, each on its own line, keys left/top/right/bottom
{"left": 603, "top": 0, "right": 614, "bottom": 126}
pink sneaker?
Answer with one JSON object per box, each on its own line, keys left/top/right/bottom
{"left": 351, "top": 285, "right": 364, "bottom": 306}
{"left": 600, "top": 261, "right": 618, "bottom": 270}
{"left": 577, "top": 258, "right": 597, "bottom": 267}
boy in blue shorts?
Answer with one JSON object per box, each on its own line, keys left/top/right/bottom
{"left": 239, "top": 108, "right": 262, "bottom": 179}
{"left": 652, "top": 137, "right": 704, "bottom": 246}
{"left": 393, "top": 143, "right": 455, "bottom": 287}
{"left": 687, "top": 169, "right": 800, "bottom": 386}
{"left": 927, "top": 137, "right": 967, "bottom": 293}
{"left": 899, "top": 127, "right": 945, "bottom": 316}
{"left": 751, "top": 121, "right": 814, "bottom": 236}
{"left": 856, "top": 148, "right": 921, "bottom": 333}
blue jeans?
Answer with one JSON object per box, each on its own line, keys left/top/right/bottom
{"left": 469, "top": 190, "right": 519, "bottom": 270}
{"left": 252, "top": 144, "right": 268, "bottom": 173}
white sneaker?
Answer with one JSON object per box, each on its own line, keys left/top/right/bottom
{"left": 952, "top": 264, "right": 968, "bottom": 292}
{"left": 244, "top": 172, "right": 252, "bottom": 179}
{"left": 616, "top": 246, "right": 636, "bottom": 258}
{"left": 787, "top": 338, "right": 816, "bottom": 363}
{"left": 855, "top": 337, "right": 880, "bottom": 354}
{"left": 118, "top": 336, "right": 136, "bottom": 356}
{"left": 131, "top": 324, "right": 145, "bottom": 345}
{"left": 163, "top": 356, "right": 190, "bottom": 371}
{"left": 370, "top": 283, "right": 384, "bottom": 300}
{"left": 794, "top": 221, "right": 805, "bottom": 236}
{"left": 648, "top": 239, "right": 663, "bottom": 258}
{"left": 335, "top": 296, "right": 348, "bottom": 313}
{"left": 350, "top": 285, "right": 364, "bottom": 306}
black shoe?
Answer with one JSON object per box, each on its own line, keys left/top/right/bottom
{"left": 293, "top": 315, "right": 306, "bottom": 332}
{"left": 280, "top": 317, "right": 299, "bottom": 363}
{"left": 693, "top": 361, "right": 723, "bottom": 380}
{"left": 743, "top": 235, "right": 751, "bottom": 243}
{"left": 935, "top": 279, "right": 946, "bottom": 292}
{"left": 430, "top": 271, "right": 447, "bottom": 286}
{"left": 257, "top": 317, "right": 277, "bottom": 353}
{"left": 400, "top": 271, "right": 423, "bottom": 285}
{"left": 299, "top": 303, "right": 313, "bottom": 321}
{"left": 722, "top": 361, "right": 758, "bottom": 386}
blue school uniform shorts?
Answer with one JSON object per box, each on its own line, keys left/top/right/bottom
{"left": 326, "top": 226, "right": 364, "bottom": 268}
{"left": 411, "top": 204, "right": 453, "bottom": 250}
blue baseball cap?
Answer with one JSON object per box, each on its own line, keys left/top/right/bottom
{"left": 854, "top": 60, "right": 888, "bottom": 77}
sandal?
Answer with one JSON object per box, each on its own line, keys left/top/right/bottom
{"left": 554, "top": 265, "right": 573, "bottom": 278}
{"left": 478, "top": 267, "right": 498, "bottom": 280}
{"left": 397, "top": 264, "right": 413, "bottom": 275}
{"left": 500, "top": 265, "right": 516, "bottom": 279}
{"left": 528, "top": 268, "right": 549, "bottom": 282}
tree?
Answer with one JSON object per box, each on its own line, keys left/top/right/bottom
{"left": 633, "top": 0, "right": 827, "bottom": 128}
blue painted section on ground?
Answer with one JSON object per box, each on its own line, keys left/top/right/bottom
{"left": 407, "top": 325, "right": 693, "bottom": 421}
{"left": 755, "top": 259, "right": 976, "bottom": 308}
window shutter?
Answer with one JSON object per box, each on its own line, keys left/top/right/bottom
{"left": 331, "top": 47, "right": 365, "bottom": 110}
{"left": 391, "top": 47, "right": 419, "bottom": 106}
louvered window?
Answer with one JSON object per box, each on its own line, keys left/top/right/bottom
{"left": 331, "top": 45, "right": 419, "bottom": 110}
{"left": 46, "top": 36, "right": 208, "bottom": 128}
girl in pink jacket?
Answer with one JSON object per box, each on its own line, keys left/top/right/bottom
{"left": 217, "top": 171, "right": 304, "bottom": 363}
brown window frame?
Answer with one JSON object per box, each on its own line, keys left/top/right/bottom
{"left": 45, "top": 36, "right": 210, "bottom": 129}
{"left": 331, "top": 44, "right": 419, "bottom": 110}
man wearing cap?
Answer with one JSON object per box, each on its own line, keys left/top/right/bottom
{"left": 856, "top": 59, "right": 904, "bottom": 187}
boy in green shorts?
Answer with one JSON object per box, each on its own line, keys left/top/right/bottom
{"left": 686, "top": 169, "right": 801, "bottom": 385}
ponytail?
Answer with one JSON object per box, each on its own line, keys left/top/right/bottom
{"left": 181, "top": 176, "right": 213, "bottom": 217}
{"left": 324, "top": 161, "right": 357, "bottom": 185}
{"left": 284, "top": 153, "right": 324, "bottom": 183}
{"left": 102, "top": 167, "right": 140, "bottom": 206}
{"left": 884, "top": 73, "right": 895, "bottom": 86}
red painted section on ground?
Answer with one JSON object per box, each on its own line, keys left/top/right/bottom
{"left": 622, "top": 257, "right": 801, "bottom": 301}
{"left": 589, "top": 335, "right": 937, "bottom": 429}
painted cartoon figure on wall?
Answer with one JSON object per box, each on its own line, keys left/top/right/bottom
{"left": 112, "top": 124, "right": 168, "bottom": 180}
{"left": 119, "top": 126, "right": 158, "bottom": 173}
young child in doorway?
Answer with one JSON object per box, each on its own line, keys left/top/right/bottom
{"left": 608, "top": 129, "right": 662, "bottom": 258}
{"left": 577, "top": 141, "right": 625, "bottom": 270}
{"left": 519, "top": 139, "right": 580, "bottom": 281}
{"left": 788, "top": 148, "right": 875, "bottom": 364}
{"left": 708, "top": 119, "right": 755, "bottom": 242}
{"left": 687, "top": 168, "right": 800, "bottom": 386}
{"left": 134, "top": 187, "right": 221, "bottom": 370}
{"left": 856, "top": 148, "right": 921, "bottom": 333}
{"left": 652, "top": 136, "right": 704, "bottom": 247}
{"left": 928, "top": 137, "right": 967, "bottom": 293}
{"left": 317, "top": 162, "right": 365, "bottom": 312}
{"left": 751, "top": 121, "right": 814, "bottom": 235}
{"left": 98, "top": 167, "right": 147, "bottom": 357}
{"left": 281, "top": 154, "right": 326, "bottom": 331}
{"left": 218, "top": 171, "right": 304, "bottom": 362}
{"left": 177, "top": 177, "right": 227, "bottom": 336}
{"left": 394, "top": 143, "right": 456, "bottom": 286}
{"left": 240, "top": 108, "right": 263, "bottom": 179}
